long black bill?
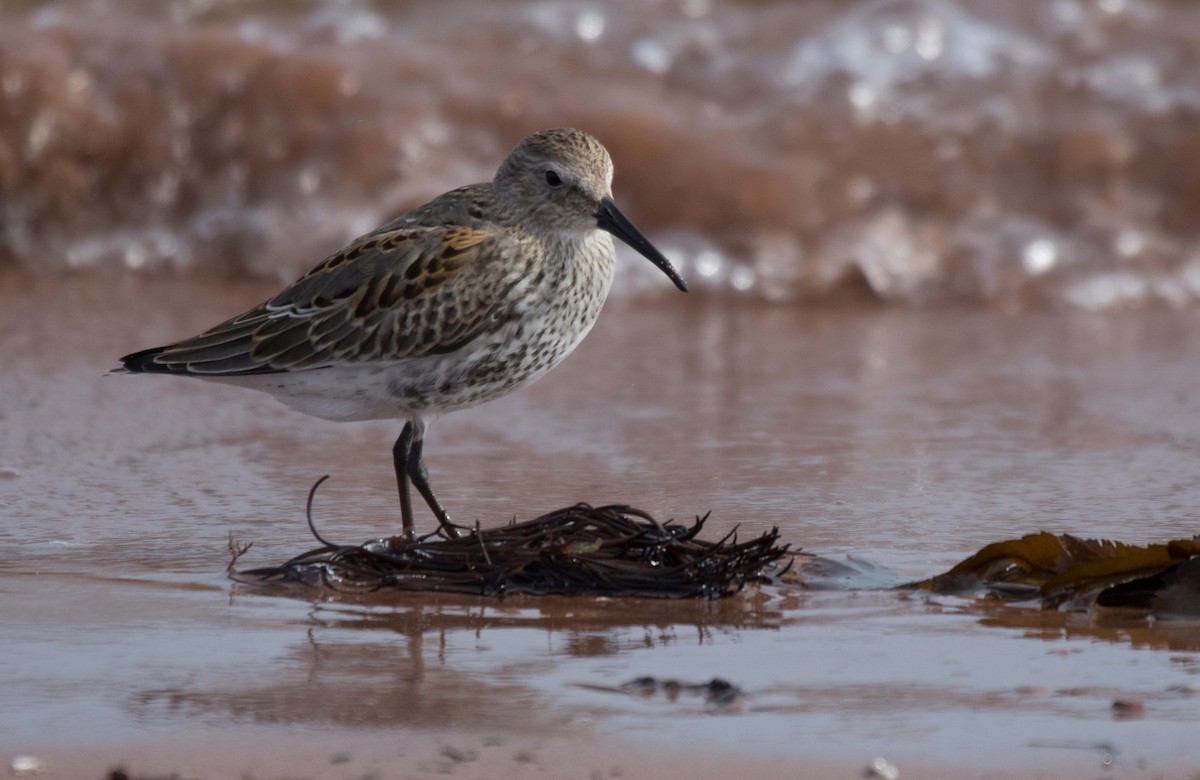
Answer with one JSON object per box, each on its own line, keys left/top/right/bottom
{"left": 596, "top": 197, "right": 688, "bottom": 292}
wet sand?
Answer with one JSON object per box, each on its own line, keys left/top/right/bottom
{"left": 3, "top": 268, "right": 1199, "bottom": 778}
{"left": 4, "top": 0, "right": 1200, "bottom": 775}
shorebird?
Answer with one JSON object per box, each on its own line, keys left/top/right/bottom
{"left": 115, "top": 128, "right": 687, "bottom": 538}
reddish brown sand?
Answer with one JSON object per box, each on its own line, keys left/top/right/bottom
{"left": 15, "top": 734, "right": 1164, "bottom": 780}
{"left": 3, "top": 269, "right": 1199, "bottom": 779}
{"left": 5, "top": 1, "right": 1200, "bottom": 774}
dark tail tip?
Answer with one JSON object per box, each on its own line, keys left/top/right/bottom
{"left": 119, "top": 346, "right": 172, "bottom": 374}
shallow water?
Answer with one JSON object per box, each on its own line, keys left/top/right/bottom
{"left": 2, "top": 270, "right": 1199, "bottom": 777}
{"left": 3, "top": 0, "right": 1200, "bottom": 774}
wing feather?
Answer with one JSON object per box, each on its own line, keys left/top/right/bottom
{"left": 123, "top": 225, "right": 509, "bottom": 376}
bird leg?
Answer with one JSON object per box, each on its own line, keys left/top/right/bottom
{"left": 393, "top": 422, "right": 418, "bottom": 538}
{"left": 406, "top": 425, "right": 462, "bottom": 539}
{"left": 393, "top": 419, "right": 462, "bottom": 539}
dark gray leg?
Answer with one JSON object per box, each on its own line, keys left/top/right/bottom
{"left": 392, "top": 422, "right": 417, "bottom": 537}
{"left": 392, "top": 418, "right": 461, "bottom": 538}
{"left": 405, "top": 424, "right": 461, "bottom": 538}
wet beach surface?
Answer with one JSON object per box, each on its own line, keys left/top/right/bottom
{"left": 3, "top": 0, "right": 1200, "bottom": 776}
{"left": 3, "top": 270, "right": 1200, "bottom": 778}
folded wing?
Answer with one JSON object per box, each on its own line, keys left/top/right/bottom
{"left": 121, "top": 226, "right": 505, "bottom": 376}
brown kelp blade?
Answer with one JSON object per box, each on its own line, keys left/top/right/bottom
{"left": 913, "top": 531, "right": 1200, "bottom": 613}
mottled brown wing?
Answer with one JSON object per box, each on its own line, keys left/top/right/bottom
{"left": 137, "top": 226, "right": 505, "bottom": 375}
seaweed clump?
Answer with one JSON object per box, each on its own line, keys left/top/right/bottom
{"left": 233, "top": 479, "right": 791, "bottom": 599}
{"left": 913, "top": 531, "right": 1200, "bottom": 614}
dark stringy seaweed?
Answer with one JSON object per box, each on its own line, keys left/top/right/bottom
{"left": 233, "top": 477, "right": 792, "bottom": 598}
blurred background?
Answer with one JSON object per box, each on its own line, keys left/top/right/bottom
{"left": 4, "top": 5, "right": 1200, "bottom": 773}
{"left": 3, "top": 0, "right": 1198, "bottom": 309}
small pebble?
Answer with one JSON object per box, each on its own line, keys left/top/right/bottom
{"left": 705, "top": 678, "right": 741, "bottom": 707}
{"left": 440, "top": 745, "right": 477, "bottom": 763}
{"left": 1112, "top": 699, "right": 1145, "bottom": 718}
{"left": 865, "top": 756, "right": 899, "bottom": 779}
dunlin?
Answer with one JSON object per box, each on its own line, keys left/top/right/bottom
{"left": 115, "top": 128, "right": 687, "bottom": 537}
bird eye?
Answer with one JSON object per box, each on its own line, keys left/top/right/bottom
{"left": 544, "top": 169, "right": 563, "bottom": 188}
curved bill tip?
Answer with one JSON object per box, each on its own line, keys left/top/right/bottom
{"left": 596, "top": 197, "right": 688, "bottom": 292}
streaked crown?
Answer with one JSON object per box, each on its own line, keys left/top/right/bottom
{"left": 492, "top": 128, "right": 616, "bottom": 236}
